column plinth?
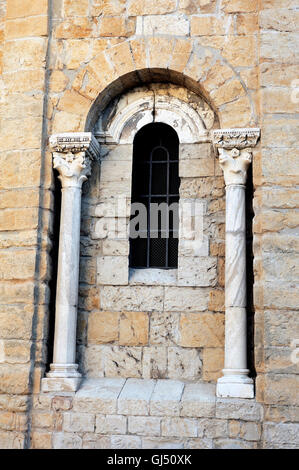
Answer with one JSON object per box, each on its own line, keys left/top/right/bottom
{"left": 213, "top": 128, "right": 260, "bottom": 399}
{"left": 42, "top": 133, "right": 100, "bottom": 393}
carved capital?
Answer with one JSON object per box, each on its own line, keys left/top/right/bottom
{"left": 212, "top": 128, "right": 260, "bottom": 186}
{"left": 218, "top": 148, "right": 252, "bottom": 186}
{"left": 212, "top": 128, "right": 260, "bottom": 150}
{"left": 49, "top": 132, "right": 100, "bottom": 188}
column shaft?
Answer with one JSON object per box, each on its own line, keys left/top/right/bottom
{"left": 53, "top": 186, "right": 82, "bottom": 366}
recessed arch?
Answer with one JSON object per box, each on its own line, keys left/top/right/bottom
{"left": 93, "top": 82, "right": 215, "bottom": 144}
{"left": 51, "top": 38, "right": 255, "bottom": 136}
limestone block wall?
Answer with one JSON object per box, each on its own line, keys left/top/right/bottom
{"left": 0, "top": 0, "right": 298, "bottom": 449}
{"left": 0, "top": 0, "right": 52, "bottom": 448}
{"left": 253, "top": 0, "right": 299, "bottom": 427}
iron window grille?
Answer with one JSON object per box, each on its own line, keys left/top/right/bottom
{"left": 129, "top": 123, "right": 180, "bottom": 269}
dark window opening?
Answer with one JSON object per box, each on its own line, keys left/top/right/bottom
{"left": 129, "top": 123, "right": 180, "bottom": 269}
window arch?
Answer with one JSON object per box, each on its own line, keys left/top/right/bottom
{"left": 129, "top": 123, "right": 180, "bottom": 269}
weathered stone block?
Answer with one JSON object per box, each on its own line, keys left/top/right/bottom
{"left": 128, "top": 0, "right": 176, "bottom": 15}
{"left": 82, "top": 433, "right": 111, "bottom": 449}
{"left": 63, "top": 413, "right": 95, "bottom": 433}
{"left": 216, "top": 399, "right": 263, "bottom": 422}
{"left": 5, "top": 16, "right": 48, "bottom": 39}
{"left": 198, "top": 418, "right": 227, "bottom": 438}
{"left": 164, "top": 287, "right": 209, "bottom": 312}
{"left": 83, "top": 345, "right": 104, "bottom": 377}
{"left": 263, "top": 374, "right": 299, "bottom": 406}
{"left": 180, "top": 313, "right": 225, "bottom": 347}
{"left": 144, "top": 14, "right": 189, "bottom": 36}
{"left": 101, "top": 286, "right": 164, "bottom": 312}
{"left": 161, "top": 417, "right": 197, "bottom": 437}
{"left": 179, "top": 159, "right": 214, "bottom": 177}
{"left": 240, "top": 422, "right": 261, "bottom": 441}
{"left": 150, "top": 379, "right": 184, "bottom": 416}
{"left": 97, "top": 256, "right": 128, "bottom": 285}
{"left": 52, "top": 432, "right": 82, "bottom": 449}
{"left": 142, "top": 346, "right": 167, "bottom": 379}
{"left": 260, "top": 8, "right": 299, "bottom": 32}
{"left": 191, "top": 16, "right": 231, "bottom": 36}
{"left": 118, "top": 379, "right": 156, "bottom": 415}
{"left": 110, "top": 434, "right": 141, "bottom": 449}
{"left": 202, "top": 347, "right": 224, "bottom": 381}
{"left": 102, "top": 239, "right": 129, "bottom": 256}
{"left": 263, "top": 423, "right": 299, "bottom": 447}
{"left": 260, "top": 32, "right": 299, "bottom": 63}
{"left": 96, "top": 415, "right": 126, "bottom": 435}
{"left": 88, "top": 311, "right": 119, "bottom": 344}
{"left": 119, "top": 312, "right": 149, "bottom": 346}
{"left": 31, "top": 431, "right": 52, "bottom": 449}
{"left": 150, "top": 311, "right": 179, "bottom": 345}
{"left": 31, "top": 412, "right": 53, "bottom": 430}
{"left": 178, "top": 257, "right": 217, "bottom": 286}
{"left": 99, "top": 16, "right": 136, "bottom": 38}
{"left": 128, "top": 416, "right": 161, "bottom": 436}
{"left": 73, "top": 378, "right": 125, "bottom": 414}
{"left": 100, "top": 160, "right": 132, "bottom": 182}
{"left": 184, "top": 437, "right": 213, "bottom": 449}
{"left": 167, "top": 347, "right": 202, "bottom": 381}
{"left": 0, "top": 364, "right": 30, "bottom": 395}
{"left": 181, "top": 383, "right": 216, "bottom": 418}
{"left": 63, "top": 0, "right": 89, "bottom": 16}
{"left": 104, "top": 346, "right": 143, "bottom": 378}
{"left": 264, "top": 310, "right": 299, "bottom": 347}
{"left": 6, "top": 0, "right": 48, "bottom": 18}
{"left": 142, "top": 436, "right": 184, "bottom": 449}
{"left": 214, "top": 438, "right": 258, "bottom": 449}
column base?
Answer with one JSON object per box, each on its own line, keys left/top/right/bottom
{"left": 216, "top": 369, "right": 254, "bottom": 399}
{"left": 41, "top": 363, "right": 82, "bottom": 392}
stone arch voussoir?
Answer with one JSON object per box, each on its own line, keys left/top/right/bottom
{"left": 51, "top": 37, "right": 254, "bottom": 134}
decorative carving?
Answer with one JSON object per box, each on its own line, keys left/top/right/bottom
{"left": 53, "top": 151, "right": 92, "bottom": 188}
{"left": 94, "top": 91, "right": 212, "bottom": 144}
{"left": 212, "top": 128, "right": 260, "bottom": 149}
{"left": 49, "top": 132, "right": 100, "bottom": 160}
{"left": 218, "top": 148, "right": 252, "bottom": 186}
{"left": 49, "top": 132, "right": 100, "bottom": 188}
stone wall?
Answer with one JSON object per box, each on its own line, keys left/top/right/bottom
{"left": 0, "top": 0, "right": 298, "bottom": 449}
{"left": 252, "top": 0, "right": 299, "bottom": 444}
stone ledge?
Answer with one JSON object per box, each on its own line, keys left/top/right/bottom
{"left": 42, "top": 378, "right": 262, "bottom": 420}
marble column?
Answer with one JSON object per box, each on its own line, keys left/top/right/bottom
{"left": 213, "top": 128, "right": 260, "bottom": 399}
{"left": 42, "top": 133, "right": 100, "bottom": 392}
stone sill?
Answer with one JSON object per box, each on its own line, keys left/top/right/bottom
{"left": 42, "top": 378, "right": 261, "bottom": 420}
{"left": 129, "top": 268, "right": 178, "bottom": 286}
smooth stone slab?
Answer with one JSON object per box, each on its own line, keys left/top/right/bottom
{"left": 150, "top": 379, "right": 185, "bottom": 416}
{"left": 180, "top": 383, "right": 216, "bottom": 418}
{"left": 216, "top": 381, "right": 254, "bottom": 399}
{"left": 118, "top": 378, "right": 156, "bottom": 415}
{"left": 73, "top": 378, "right": 126, "bottom": 414}
{"left": 41, "top": 377, "right": 82, "bottom": 393}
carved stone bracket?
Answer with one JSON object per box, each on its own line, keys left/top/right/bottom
{"left": 49, "top": 132, "right": 100, "bottom": 159}
{"left": 49, "top": 132, "right": 100, "bottom": 188}
{"left": 212, "top": 128, "right": 260, "bottom": 150}
{"left": 212, "top": 128, "right": 260, "bottom": 186}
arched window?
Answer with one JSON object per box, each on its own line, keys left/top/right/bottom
{"left": 129, "top": 123, "right": 180, "bottom": 269}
